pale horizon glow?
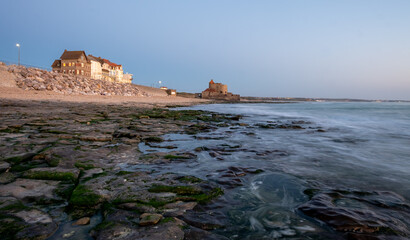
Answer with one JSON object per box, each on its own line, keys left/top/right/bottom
{"left": 1, "top": 0, "right": 410, "bottom": 100}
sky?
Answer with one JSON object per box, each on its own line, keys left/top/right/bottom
{"left": 1, "top": 0, "right": 410, "bottom": 100}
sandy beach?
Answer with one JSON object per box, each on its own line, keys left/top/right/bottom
{"left": 0, "top": 85, "right": 208, "bottom": 107}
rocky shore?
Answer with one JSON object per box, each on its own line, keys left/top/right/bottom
{"left": 2, "top": 63, "right": 149, "bottom": 97}
{"left": 0, "top": 99, "right": 253, "bottom": 240}
{"left": 1, "top": 99, "right": 409, "bottom": 239}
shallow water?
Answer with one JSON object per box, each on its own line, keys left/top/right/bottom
{"left": 133, "top": 102, "right": 410, "bottom": 238}
{"left": 187, "top": 102, "right": 410, "bottom": 197}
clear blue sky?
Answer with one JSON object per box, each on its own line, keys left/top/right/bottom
{"left": 1, "top": 0, "right": 410, "bottom": 100}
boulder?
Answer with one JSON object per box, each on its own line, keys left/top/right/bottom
{"left": 72, "top": 217, "right": 90, "bottom": 226}
{"left": 139, "top": 213, "right": 163, "bottom": 226}
{"left": 0, "top": 161, "right": 10, "bottom": 172}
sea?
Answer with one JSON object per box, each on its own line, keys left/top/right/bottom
{"left": 139, "top": 102, "right": 410, "bottom": 239}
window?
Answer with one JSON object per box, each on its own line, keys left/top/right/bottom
{"left": 81, "top": 70, "right": 84, "bottom": 75}
{"left": 63, "top": 63, "right": 66, "bottom": 67}
{"left": 77, "top": 70, "right": 79, "bottom": 74}
{"left": 81, "top": 63, "right": 84, "bottom": 67}
{"left": 63, "top": 70, "right": 66, "bottom": 73}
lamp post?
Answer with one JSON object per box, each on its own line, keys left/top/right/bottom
{"left": 16, "top": 43, "right": 20, "bottom": 66}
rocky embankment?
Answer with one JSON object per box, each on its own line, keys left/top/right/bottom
{"left": 1, "top": 63, "right": 149, "bottom": 97}
{"left": 0, "top": 99, "right": 251, "bottom": 240}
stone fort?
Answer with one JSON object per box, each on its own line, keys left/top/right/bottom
{"left": 201, "top": 79, "right": 240, "bottom": 101}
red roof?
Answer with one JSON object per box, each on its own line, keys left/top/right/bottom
{"left": 203, "top": 88, "right": 217, "bottom": 92}
{"left": 209, "top": 79, "right": 215, "bottom": 84}
{"left": 103, "top": 59, "right": 121, "bottom": 67}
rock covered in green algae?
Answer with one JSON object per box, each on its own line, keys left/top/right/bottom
{"left": 139, "top": 213, "right": 163, "bottom": 226}
{"left": 0, "top": 172, "right": 15, "bottom": 184}
{"left": 23, "top": 167, "right": 80, "bottom": 183}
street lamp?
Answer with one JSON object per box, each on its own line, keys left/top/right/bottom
{"left": 16, "top": 43, "right": 20, "bottom": 66}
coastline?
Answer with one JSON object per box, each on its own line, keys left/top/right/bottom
{"left": 2, "top": 67, "right": 409, "bottom": 239}
{"left": 0, "top": 98, "right": 245, "bottom": 239}
{"left": 1, "top": 99, "right": 410, "bottom": 239}
{"left": 0, "top": 86, "right": 209, "bottom": 108}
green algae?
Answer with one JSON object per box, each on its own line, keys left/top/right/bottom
{"left": 0, "top": 201, "right": 29, "bottom": 211}
{"left": 93, "top": 221, "right": 115, "bottom": 231}
{"left": 24, "top": 170, "right": 77, "bottom": 182}
{"left": 81, "top": 172, "right": 108, "bottom": 182}
{"left": 0, "top": 214, "right": 26, "bottom": 239}
{"left": 176, "top": 176, "right": 203, "bottom": 183}
{"left": 116, "top": 171, "right": 133, "bottom": 176}
{"left": 3, "top": 153, "right": 36, "bottom": 164}
{"left": 164, "top": 155, "right": 190, "bottom": 160}
{"left": 148, "top": 184, "right": 223, "bottom": 204}
{"left": 69, "top": 185, "right": 102, "bottom": 207}
{"left": 177, "top": 187, "right": 224, "bottom": 204}
{"left": 144, "top": 136, "right": 164, "bottom": 142}
{"left": 10, "top": 162, "right": 42, "bottom": 172}
{"left": 112, "top": 197, "right": 170, "bottom": 208}
{"left": 148, "top": 185, "right": 202, "bottom": 195}
{"left": 75, "top": 161, "right": 95, "bottom": 170}
{"left": 160, "top": 217, "right": 175, "bottom": 224}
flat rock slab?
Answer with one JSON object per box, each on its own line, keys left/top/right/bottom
{"left": 13, "top": 209, "right": 53, "bottom": 224}
{"left": 179, "top": 211, "right": 226, "bottom": 230}
{"left": 78, "top": 135, "right": 113, "bottom": 142}
{"left": 0, "top": 172, "right": 16, "bottom": 184}
{"left": 81, "top": 168, "right": 104, "bottom": 179}
{"left": 183, "top": 226, "right": 230, "bottom": 240}
{"left": 117, "top": 202, "right": 156, "bottom": 213}
{"left": 139, "top": 213, "right": 163, "bottom": 226}
{"left": 163, "top": 201, "right": 198, "bottom": 217}
{"left": 0, "top": 178, "right": 60, "bottom": 201}
{"left": 0, "top": 161, "right": 10, "bottom": 172}
{"left": 137, "top": 220, "right": 185, "bottom": 240}
{"left": 93, "top": 219, "right": 185, "bottom": 240}
{"left": 0, "top": 196, "right": 19, "bottom": 208}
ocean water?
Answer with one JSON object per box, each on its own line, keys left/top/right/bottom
{"left": 195, "top": 102, "right": 410, "bottom": 193}
{"left": 138, "top": 102, "right": 410, "bottom": 238}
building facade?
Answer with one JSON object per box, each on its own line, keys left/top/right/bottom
{"left": 51, "top": 50, "right": 132, "bottom": 84}
{"left": 51, "top": 50, "right": 91, "bottom": 77}
{"left": 88, "top": 55, "right": 104, "bottom": 80}
{"left": 122, "top": 73, "right": 133, "bottom": 84}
